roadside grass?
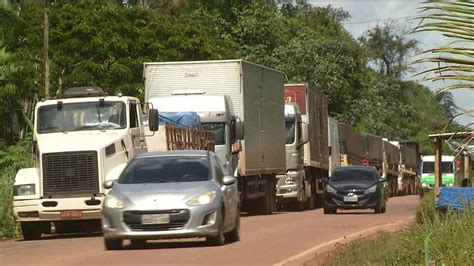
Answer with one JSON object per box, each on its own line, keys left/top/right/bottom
{"left": 0, "top": 138, "right": 33, "bottom": 238}
{"left": 322, "top": 192, "right": 473, "bottom": 265}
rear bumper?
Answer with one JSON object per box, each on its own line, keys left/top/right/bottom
{"left": 13, "top": 197, "right": 103, "bottom": 222}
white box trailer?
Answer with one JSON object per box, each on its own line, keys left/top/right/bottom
{"left": 144, "top": 60, "right": 286, "bottom": 214}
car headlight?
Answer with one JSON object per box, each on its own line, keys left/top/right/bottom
{"left": 284, "top": 177, "right": 297, "bottom": 185}
{"left": 104, "top": 195, "right": 126, "bottom": 209}
{"left": 13, "top": 184, "right": 35, "bottom": 196}
{"left": 447, "top": 183, "right": 454, "bottom": 187}
{"left": 326, "top": 185, "right": 337, "bottom": 194}
{"left": 422, "top": 183, "right": 428, "bottom": 188}
{"left": 187, "top": 191, "right": 216, "bottom": 206}
{"left": 364, "top": 184, "right": 377, "bottom": 194}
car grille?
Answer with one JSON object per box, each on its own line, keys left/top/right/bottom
{"left": 123, "top": 210, "right": 190, "bottom": 232}
{"left": 42, "top": 151, "right": 99, "bottom": 196}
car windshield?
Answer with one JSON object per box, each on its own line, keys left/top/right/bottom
{"left": 37, "top": 101, "right": 126, "bottom": 133}
{"left": 422, "top": 161, "right": 454, "bottom": 174}
{"left": 201, "top": 122, "right": 225, "bottom": 145}
{"left": 118, "top": 156, "right": 211, "bottom": 184}
{"left": 331, "top": 168, "right": 377, "bottom": 182}
{"left": 285, "top": 120, "right": 296, "bottom": 144}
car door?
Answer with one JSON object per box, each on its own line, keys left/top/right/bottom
{"left": 129, "top": 101, "right": 146, "bottom": 155}
{"left": 212, "top": 155, "right": 237, "bottom": 230}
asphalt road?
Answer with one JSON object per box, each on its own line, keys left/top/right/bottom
{"left": 0, "top": 195, "right": 418, "bottom": 266}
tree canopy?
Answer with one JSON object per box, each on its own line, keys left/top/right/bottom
{"left": 0, "top": 0, "right": 460, "bottom": 153}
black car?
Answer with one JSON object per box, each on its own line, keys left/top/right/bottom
{"left": 323, "top": 166, "right": 388, "bottom": 214}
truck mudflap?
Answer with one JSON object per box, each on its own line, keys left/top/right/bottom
{"left": 13, "top": 196, "right": 104, "bottom": 222}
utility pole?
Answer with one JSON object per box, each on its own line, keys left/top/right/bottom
{"left": 44, "top": 7, "right": 50, "bottom": 98}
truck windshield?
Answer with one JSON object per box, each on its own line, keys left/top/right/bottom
{"left": 201, "top": 122, "right": 225, "bottom": 145}
{"left": 285, "top": 121, "right": 296, "bottom": 144}
{"left": 119, "top": 156, "right": 211, "bottom": 184}
{"left": 37, "top": 101, "right": 126, "bottom": 134}
{"left": 422, "top": 162, "right": 454, "bottom": 174}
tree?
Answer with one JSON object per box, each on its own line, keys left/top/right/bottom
{"left": 413, "top": 0, "right": 474, "bottom": 130}
{"left": 360, "top": 22, "right": 418, "bottom": 78}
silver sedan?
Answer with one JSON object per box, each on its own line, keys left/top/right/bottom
{"left": 101, "top": 150, "right": 240, "bottom": 250}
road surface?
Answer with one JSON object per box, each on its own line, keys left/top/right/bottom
{"left": 0, "top": 196, "right": 418, "bottom": 265}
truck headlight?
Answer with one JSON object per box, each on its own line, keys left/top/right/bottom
{"left": 364, "top": 184, "right": 377, "bottom": 194}
{"left": 326, "top": 185, "right": 337, "bottom": 194}
{"left": 187, "top": 191, "right": 216, "bottom": 206}
{"left": 447, "top": 183, "right": 454, "bottom": 187}
{"left": 422, "top": 183, "right": 428, "bottom": 188}
{"left": 13, "top": 184, "right": 35, "bottom": 196}
{"left": 104, "top": 195, "right": 126, "bottom": 209}
{"left": 284, "top": 177, "right": 297, "bottom": 185}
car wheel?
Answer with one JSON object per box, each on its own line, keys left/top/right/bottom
{"left": 21, "top": 222, "right": 42, "bottom": 241}
{"left": 323, "top": 206, "right": 336, "bottom": 214}
{"left": 224, "top": 212, "right": 240, "bottom": 242}
{"left": 206, "top": 211, "right": 225, "bottom": 246}
{"left": 130, "top": 239, "right": 146, "bottom": 248}
{"left": 104, "top": 238, "right": 123, "bottom": 250}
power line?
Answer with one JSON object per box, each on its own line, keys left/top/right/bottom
{"left": 342, "top": 15, "right": 418, "bottom": 25}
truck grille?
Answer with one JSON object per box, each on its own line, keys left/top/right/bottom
{"left": 42, "top": 151, "right": 99, "bottom": 196}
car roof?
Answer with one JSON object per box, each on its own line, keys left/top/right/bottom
{"left": 135, "top": 150, "right": 211, "bottom": 159}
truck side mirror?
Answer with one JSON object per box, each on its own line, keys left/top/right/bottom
{"left": 235, "top": 117, "right": 244, "bottom": 140}
{"left": 301, "top": 122, "right": 309, "bottom": 144}
{"left": 148, "top": 109, "right": 159, "bottom": 132}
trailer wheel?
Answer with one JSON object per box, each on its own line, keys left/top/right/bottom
{"left": 20, "top": 222, "right": 42, "bottom": 241}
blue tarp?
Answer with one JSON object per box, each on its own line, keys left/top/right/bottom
{"left": 436, "top": 187, "right": 474, "bottom": 211}
{"left": 159, "top": 112, "right": 202, "bottom": 129}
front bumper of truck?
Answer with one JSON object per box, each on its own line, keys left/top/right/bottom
{"left": 276, "top": 170, "right": 305, "bottom": 203}
{"left": 13, "top": 196, "right": 103, "bottom": 222}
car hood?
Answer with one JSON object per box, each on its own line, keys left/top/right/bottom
{"left": 110, "top": 181, "right": 218, "bottom": 208}
{"left": 329, "top": 180, "right": 376, "bottom": 192}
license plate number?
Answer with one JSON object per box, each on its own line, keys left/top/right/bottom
{"left": 343, "top": 196, "right": 358, "bottom": 202}
{"left": 60, "top": 210, "right": 83, "bottom": 218}
{"left": 141, "top": 214, "right": 170, "bottom": 225}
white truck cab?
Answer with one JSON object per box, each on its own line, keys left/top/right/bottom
{"left": 13, "top": 87, "right": 158, "bottom": 240}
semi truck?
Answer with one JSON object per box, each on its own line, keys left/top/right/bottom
{"left": 390, "top": 141, "right": 420, "bottom": 195}
{"left": 143, "top": 59, "right": 287, "bottom": 215}
{"left": 278, "top": 84, "right": 329, "bottom": 209}
{"left": 12, "top": 87, "right": 160, "bottom": 240}
{"left": 382, "top": 139, "right": 400, "bottom": 197}
{"left": 337, "top": 122, "right": 364, "bottom": 166}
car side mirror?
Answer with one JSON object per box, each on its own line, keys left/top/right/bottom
{"left": 148, "top": 109, "right": 159, "bottom": 132}
{"left": 103, "top": 180, "right": 115, "bottom": 189}
{"left": 223, "top": 175, "right": 237, "bottom": 186}
{"left": 235, "top": 117, "right": 244, "bottom": 140}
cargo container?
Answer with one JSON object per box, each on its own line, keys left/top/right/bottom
{"left": 144, "top": 60, "right": 286, "bottom": 214}
{"left": 337, "top": 123, "right": 364, "bottom": 166}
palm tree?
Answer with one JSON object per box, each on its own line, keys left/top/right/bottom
{"left": 413, "top": 0, "right": 474, "bottom": 130}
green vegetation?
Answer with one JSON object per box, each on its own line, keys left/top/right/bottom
{"left": 324, "top": 192, "right": 473, "bottom": 265}
{"left": 0, "top": 1, "right": 462, "bottom": 237}
{"left": 0, "top": 136, "right": 33, "bottom": 238}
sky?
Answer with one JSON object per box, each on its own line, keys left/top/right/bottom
{"left": 308, "top": 0, "right": 473, "bottom": 128}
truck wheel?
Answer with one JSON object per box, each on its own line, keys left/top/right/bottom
{"left": 323, "top": 206, "right": 336, "bottom": 214}
{"left": 374, "top": 199, "right": 383, "bottom": 214}
{"left": 21, "top": 222, "right": 42, "bottom": 240}
{"left": 304, "top": 183, "right": 315, "bottom": 210}
{"left": 224, "top": 212, "right": 240, "bottom": 242}
{"left": 206, "top": 211, "right": 225, "bottom": 246}
{"left": 295, "top": 200, "right": 304, "bottom": 212}
{"left": 104, "top": 238, "right": 123, "bottom": 250}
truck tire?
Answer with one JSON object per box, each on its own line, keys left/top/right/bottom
{"left": 304, "top": 181, "right": 315, "bottom": 210}
{"left": 21, "top": 222, "right": 42, "bottom": 240}
{"left": 323, "top": 206, "right": 336, "bottom": 214}
{"left": 104, "top": 239, "right": 123, "bottom": 250}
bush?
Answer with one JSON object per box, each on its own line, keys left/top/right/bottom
{"left": 327, "top": 193, "right": 473, "bottom": 265}
{"left": 0, "top": 137, "right": 33, "bottom": 238}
